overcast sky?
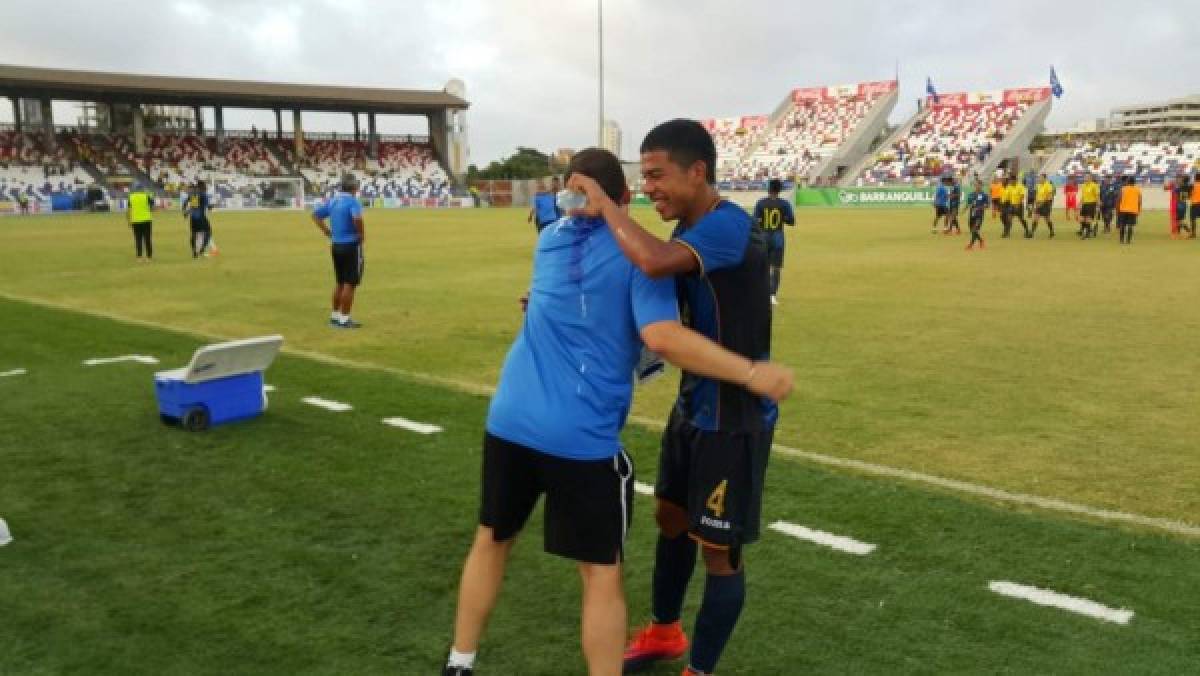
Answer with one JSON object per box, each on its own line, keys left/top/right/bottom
{"left": 0, "top": 0, "right": 1194, "bottom": 165}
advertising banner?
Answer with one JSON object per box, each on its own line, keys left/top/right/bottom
{"left": 792, "top": 87, "right": 825, "bottom": 103}
{"left": 859, "top": 80, "right": 898, "bottom": 99}
{"left": 826, "top": 83, "right": 858, "bottom": 99}
{"left": 1004, "top": 87, "right": 1051, "bottom": 104}
{"left": 740, "top": 115, "right": 768, "bottom": 130}
{"left": 794, "top": 186, "right": 937, "bottom": 208}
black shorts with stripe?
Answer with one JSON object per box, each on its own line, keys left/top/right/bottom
{"left": 479, "top": 433, "right": 634, "bottom": 565}
{"left": 656, "top": 406, "right": 773, "bottom": 550}
{"left": 1118, "top": 212, "right": 1138, "bottom": 227}
{"left": 1081, "top": 203, "right": 1097, "bottom": 219}
{"left": 331, "top": 242, "right": 364, "bottom": 286}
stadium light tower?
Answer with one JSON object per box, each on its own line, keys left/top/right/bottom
{"left": 597, "top": 0, "right": 605, "bottom": 148}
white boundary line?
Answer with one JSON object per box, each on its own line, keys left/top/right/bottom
{"left": 768, "top": 520, "right": 877, "bottom": 556}
{"left": 82, "top": 354, "right": 159, "bottom": 366}
{"left": 988, "top": 580, "right": 1134, "bottom": 625}
{"left": 381, "top": 417, "right": 443, "bottom": 435}
{"left": 633, "top": 480, "right": 655, "bottom": 496}
{"left": 5, "top": 292, "right": 1199, "bottom": 539}
{"left": 0, "top": 368, "right": 27, "bottom": 378}
{"left": 263, "top": 384, "right": 276, "bottom": 393}
{"left": 301, "top": 396, "right": 352, "bottom": 412}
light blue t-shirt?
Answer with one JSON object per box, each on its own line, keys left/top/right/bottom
{"left": 487, "top": 216, "right": 680, "bottom": 460}
{"left": 313, "top": 192, "right": 363, "bottom": 244}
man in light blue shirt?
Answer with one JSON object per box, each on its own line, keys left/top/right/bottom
{"left": 443, "top": 149, "right": 793, "bottom": 676}
{"left": 311, "top": 174, "right": 365, "bottom": 328}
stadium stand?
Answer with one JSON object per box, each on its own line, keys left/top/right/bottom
{"left": 856, "top": 88, "right": 1053, "bottom": 185}
{"left": 702, "top": 81, "right": 898, "bottom": 184}
{"left": 0, "top": 130, "right": 94, "bottom": 200}
{"left": 1055, "top": 141, "right": 1200, "bottom": 181}
{"left": 299, "top": 138, "right": 452, "bottom": 198}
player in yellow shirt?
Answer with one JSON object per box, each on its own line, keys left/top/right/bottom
{"left": 1078, "top": 173, "right": 1100, "bottom": 239}
{"left": 1117, "top": 176, "right": 1142, "bottom": 245}
{"left": 1004, "top": 176, "right": 1030, "bottom": 238}
{"left": 1031, "top": 173, "right": 1056, "bottom": 239}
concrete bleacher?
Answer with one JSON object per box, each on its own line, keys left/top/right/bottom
{"left": 855, "top": 87, "right": 1053, "bottom": 186}
{"left": 299, "top": 139, "right": 452, "bottom": 199}
{"left": 0, "top": 131, "right": 95, "bottom": 200}
{"left": 1056, "top": 141, "right": 1200, "bottom": 181}
{"left": 703, "top": 81, "right": 898, "bottom": 184}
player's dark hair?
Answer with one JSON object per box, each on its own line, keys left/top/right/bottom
{"left": 768, "top": 179, "right": 782, "bottom": 195}
{"left": 640, "top": 119, "right": 717, "bottom": 184}
{"left": 565, "top": 147, "right": 627, "bottom": 202}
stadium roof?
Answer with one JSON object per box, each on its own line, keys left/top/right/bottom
{"left": 0, "top": 64, "right": 468, "bottom": 114}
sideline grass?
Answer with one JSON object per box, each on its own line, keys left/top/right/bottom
{"left": 1, "top": 297, "right": 1198, "bottom": 674}
{"left": 1, "top": 207, "right": 1196, "bottom": 525}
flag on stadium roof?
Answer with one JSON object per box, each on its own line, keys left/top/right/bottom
{"left": 925, "top": 77, "right": 939, "bottom": 103}
{"left": 1050, "top": 66, "right": 1064, "bottom": 99}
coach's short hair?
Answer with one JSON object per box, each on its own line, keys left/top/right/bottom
{"left": 640, "top": 119, "right": 717, "bottom": 184}
{"left": 565, "top": 147, "right": 627, "bottom": 202}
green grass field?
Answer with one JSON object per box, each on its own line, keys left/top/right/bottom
{"left": 1, "top": 206, "right": 1199, "bottom": 674}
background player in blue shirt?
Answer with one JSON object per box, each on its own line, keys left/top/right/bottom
{"left": 311, "top": 174, "right": 365, "bottom": 328}
{"left": 527, "top": 175, "right": 562, "bottom": 232}
{"left": 944, "top": 176, "right": 963, "bottom": 235}
{"left": 752, "top": 178, "right": 795, "bottom": 305}
{"left": 443, "top": 149, "right": 793, "bottom": 676}
{"left": 569, "top": 120, "right": 791, "bottom": 676}
{"left": 183, "top": 180, "right": 213, "bottom": 258}
{"left": 964, "top": 179, "right": 989, "bottom": 251}
{"left": 932, "top": 176, "right": 951, "bottom": 234}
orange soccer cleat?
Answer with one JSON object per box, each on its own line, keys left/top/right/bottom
{"left": 624, "top": 621, "right": 688, "bottom": 672}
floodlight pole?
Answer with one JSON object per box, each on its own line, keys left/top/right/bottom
{"left": 598, "top": 0, "right": 605, "bottom": 148}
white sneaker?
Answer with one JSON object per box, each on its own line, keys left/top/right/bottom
{"left": 770, "top": 295, "right": 778, "bottom": 306}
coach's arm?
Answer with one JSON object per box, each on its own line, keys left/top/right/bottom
{"left": 640, "top": 320, "right": 793, "bottom": 403}
{"left": 566, "top": 175, "right": 697, "bottom": 279}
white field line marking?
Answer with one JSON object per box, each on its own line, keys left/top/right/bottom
{"left": 988, "top": 581, "right": 1134, "bottom": 625}
{"left": 0, "top": 368, "right": 27, "bottom": 378}
{"left": 7, "top": 293, "right": 1199, "bottom": 539}
{"left": 768, "top": 520, "right": 877, "bottom": 556}
{"left": 301, "top": 396, "right": 352, "bottom": 412}
{"left": 381, "top": 417, "right": 443, "bottom": 435}
{"left": 263, "top": 384, "right": 276, "bottom": 392}
{"left": 0, "top": 517, "right": 11, "bottom": 546}
{"left": 83, "top": 354, "right": 159, "bottom": 366}
{"left": 633, "top": 480, "right": 655, "bottom": 496}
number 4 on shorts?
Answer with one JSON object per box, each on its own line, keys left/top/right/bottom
{"left": 706, "top": 479, "right": 728, "bottom": 518}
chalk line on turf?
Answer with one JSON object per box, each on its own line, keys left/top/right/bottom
{"left": 988, "top": 580, "right": 1134, "bottom": 625}
{"left": 768, "top": 520, "right": 877, "bottom": 556}
{"left": 83, "top": 355, "right": 159, "bottom": 366}
{"left": 5, "top": 292, "right": 1198, "bottom": 539}
{"left": 633, "top": 480, "right": 655, "bottom": 496}
{"left": 301, "top": 396, "right": 352, "bottom": 412}
{"left": 381, "top": 417, "right": 442, "bottom": 435}
{"left": 0, "top": 368, "right": 27, "bottom": 378}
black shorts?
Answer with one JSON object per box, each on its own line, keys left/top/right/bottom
{"left": 1036, "top": 202, "right": 1052, "bottom": 218}
{"left": 1081, "top": 203, "right": 1097, "bottom": 219}
{"left": 656, "top": 407, "right": 773, "bottom": 550}
{"left": 189, "top": 217, "right": 211, "bottom": 232}
{"left": 1118, "top": 212, "right": 1138, "bottom": 227}
{"left": 479, "top": 433, "right": 634, "bottom": 565}
{"left": 766, "top": 235, "right": 785, "bottom": 267}
{"left": 331, "top": 242, "right": 364, "bottom": 286}
{"left": 934, "top": 205, "right": 948, "bottom": 217}
{"left": 969, "top": 212, "right": 984, "bottom": 229}
{"left": 1191, "top": 203, "right": 1200, "bottom": 219}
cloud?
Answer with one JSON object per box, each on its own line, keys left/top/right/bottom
{"left": 0, "top": 0, "right": 1194, "bottom": 164}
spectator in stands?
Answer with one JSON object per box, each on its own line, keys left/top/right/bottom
{"left": 527, "top": 176, "right": 561, "bottom": 233}
{"left": 1117, "top": 176, "right": 1142, "bottom": 245}
{"left": 127, "top": 184, "right": 155, "bottom": 262}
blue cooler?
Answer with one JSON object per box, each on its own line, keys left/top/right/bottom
{"left": 155, "top": 335, "right": 283, "bottom": 431}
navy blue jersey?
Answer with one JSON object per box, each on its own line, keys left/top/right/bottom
{"left": 948, "top": 184, "right": 962, "bottom": 207}
{"left": 186, "top": 193, "right": 210, "bottom": 222}
{"left": 752, "top": 196, "right": 794, "bottom": 233}
{"left": 965, "top": 190, "right": 990, "bottom": 217}
{"left": 671, "top": 200, "right": 776, "bottom": 433}
{"left": 1100, "top": 182, "right": 1120, "bottom": 207}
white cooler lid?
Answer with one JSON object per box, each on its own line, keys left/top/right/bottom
{"left": 157, "top": 335, "right": 284, "bottom": 383}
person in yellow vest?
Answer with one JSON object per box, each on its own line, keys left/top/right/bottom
{"left": 989, "top": 176, "right": 1005, "bottom": 221}
{"left": 1031, "top": 173, "right": 1056, "bottom": 238}
{"left": 127, "top": 184, "right": 155, "bottom": 262}
{"left": 1004, "top": 176, "right": 1030, "bottom": 238}
{"left": 1079, "top": 173, "right": 1100, "bottom": 239}
{"left": 1117, "top": 176, "right": 1142, "bottom": 245}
